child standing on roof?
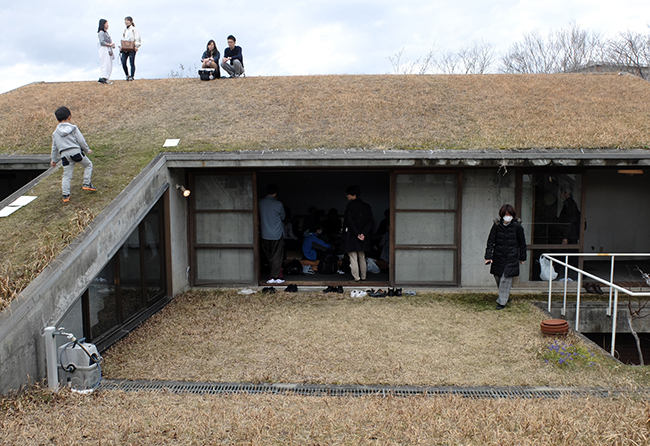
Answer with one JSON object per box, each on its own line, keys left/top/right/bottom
{"left": 50, "top": 106, "right": 97, "bottom": 202}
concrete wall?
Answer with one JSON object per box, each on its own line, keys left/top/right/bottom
{"left": 167, "top": 168, "right": 191, "bottom": 295}
{"left": 460, "top": 169, "right": 516, "bottom": 287}
{"left": 546, "top": 301, "right": 650, "bottom": 333}
{"left": 0, "top": 155, "right": 183, "bottom": 394}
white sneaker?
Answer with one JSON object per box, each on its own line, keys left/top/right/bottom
{"left": 275, "top": 278, "right": 285, "bottom": 284}
{"left": 267, "top": 278, "right": 277, "bottom": 284}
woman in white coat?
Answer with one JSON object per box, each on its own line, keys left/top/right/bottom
{"left": 120, "top": 16, "right": 141, "bottom": 81}
{"left": 97, "top": 19, "right": 115, "bottom": 84}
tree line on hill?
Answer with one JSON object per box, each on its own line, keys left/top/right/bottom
{"left": 389, "top": 22, "right": 650, "bottom": 79}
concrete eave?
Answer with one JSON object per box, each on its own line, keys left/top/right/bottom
{"left": 0, "top": 154, "right": 51, "bottom": 170}
{"left": 163, "top": 148, "right": 650, "bottom": 169}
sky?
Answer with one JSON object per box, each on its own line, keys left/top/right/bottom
{"left": 1, "top": 0, "right": 649, "bottom": 94}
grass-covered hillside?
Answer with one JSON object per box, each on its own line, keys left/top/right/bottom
{"left": 1, "top": 73, "right": 650, "bottom": 311}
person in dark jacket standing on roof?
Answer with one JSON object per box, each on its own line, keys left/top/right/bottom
{"left": 343, "top": 185, "right": 374, "bottom": 282}
{"left": 484, "top": 204, "right": 527, "bottom": 310}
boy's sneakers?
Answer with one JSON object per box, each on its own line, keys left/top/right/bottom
{"left": 82, "top": 183, "right": 97, "bottom": 191}
{"left": 62, "top": 195, "right": 70, "bottom": 202}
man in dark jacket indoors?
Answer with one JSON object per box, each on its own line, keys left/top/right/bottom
{"left": 343, "top": 185, "right": 374, "bottom": 282}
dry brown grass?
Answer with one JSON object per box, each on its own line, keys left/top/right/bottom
{"left": 2, "top": 74, "right": 650, "bottom": 155}
{"left": 1, "top": 388, "right": 649, "bottom": 445}
{"left": 0, "top": 208, "right": 93, "bottom": 311}
{"left": 1, "top": 74, "right": 650, "bottom": 312}
{"left": 101, "top": 290, "right": 648, "bottom": 389}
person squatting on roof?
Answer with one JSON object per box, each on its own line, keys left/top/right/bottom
{"left": 259, "top": 184, "right": 286, "bottom": 284}
{"left": 484, "top": 204, "right": 527, "bottom": 310}
{"left": 220, "top": 35, "right": 244, "bottom": 78}
{"left": 120, "top": 16, "right": 141, "bottom": 81}
{"left": 50, "top": 107, "right": 97, "bottom": 203}
{"left": 97, "top": 19, "right": 116, "bottom": 84}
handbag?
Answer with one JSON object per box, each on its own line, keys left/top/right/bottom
{"left": 121, "top": 40, "right": 135, "bottom": 52}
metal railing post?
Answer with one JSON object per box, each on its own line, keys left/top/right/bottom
{"left": 546, "top": 257, "right": 553, "bottom": 313}
{"left": 607, "top": 255, "right": 615, "bottom": 316}
{"left": 562, "top": 255, "right": 569, "bottom": 316}
{"left": 575, "top": 272, "right": 582, "bottom": 330}
{"left": 611, "top": 289, "right": 619, "bottom": 357}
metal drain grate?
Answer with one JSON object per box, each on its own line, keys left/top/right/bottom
{"left": 98, "top": 380, "right": 648, "bottom": 399}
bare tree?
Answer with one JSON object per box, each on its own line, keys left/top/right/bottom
{"left": 608, "top": 30, "right": 650, "bottom": 79}
{"left": 388, "top": 46, "right": 436, "bottom": 75}
{"left": 458, "top": 40, "right": 496, "bottom": 74}
{"left": 501, "top": 23, "right": 605, "bottom": 73}
{"left": 436, "top": 50, "right": 461, "bottom": 74}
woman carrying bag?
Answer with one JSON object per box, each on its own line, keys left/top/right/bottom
{"left": 120, "top": 16, "right": 141, "bottom": 81}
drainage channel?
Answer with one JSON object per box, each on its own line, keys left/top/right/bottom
{"left": 98, "top": 380, "right": 649, "bottom": 399}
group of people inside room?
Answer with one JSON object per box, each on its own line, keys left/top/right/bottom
{"left": 96, "top": 15, "right": 244, "bottom": 83}
{"left": 258, "top": 184, "right": 390, "bottom": 284}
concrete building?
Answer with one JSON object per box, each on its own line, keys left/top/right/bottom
{"left": 1, "top": 73, "right": 649, "bottom": 393}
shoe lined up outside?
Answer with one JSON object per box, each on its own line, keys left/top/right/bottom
{"left": 351, "top": 290, "right": 367, "bottom": 298}
{"left": 367, "top": 289, "right": 387, "bottom": 298}
{"left": 262, "top": 287, "right": 276, "bottom": 294}
{"left": 284, "top": 284, "right": 298, "bottom": 292}
{"left": 323, "top": 285, "right": 344, "bottom": 294}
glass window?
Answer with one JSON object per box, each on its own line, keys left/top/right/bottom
{"left": 396, "top": 174, "right": 457, "bottom": 210}
{"left": 120, "top": 228, "right": 143, "bottom": 322}
{"left": 395, "top": 212, "right": 455, "bottom": 245}
{"left": 143, "top": 209, "right": 163, "bottom": 301}
{"left": 196, "top": 212, "right": 254, "bottom": 244}
{"left": 89, "top": 262, "right": 118, "bottom": 340}
{"left": 521, "top": 173, "right": 582, "bottom": 245}
{"left": 57, "top": 298, "right": 84, "bottom": 348}
{"left": 195, "top": 175, "right": 253, "bottom": 210}
{"left": 395, "top": 249, "right": 455, "bottom": 283}
{"left": 196, "top": 249, "right": 254, "bottom": 283}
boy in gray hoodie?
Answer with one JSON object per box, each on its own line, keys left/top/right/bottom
{"left": 50, "top": 107, "right": 96, "bottom": 202}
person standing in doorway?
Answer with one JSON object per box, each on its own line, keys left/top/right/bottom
{"left": 97, "top": 19, "right": 115, "bottom": 84}
{"left": 259, "top": 184, "right": 285, "bottom": 284}
{"left": 484, "top": 204, "right": 527, "bottom": 310}
{"left": 120, "top": 16, "right": 141, "bottom": 81}
{"left": 220, "top": 35, "right": 244, "bottom": 78}
{"left": 343, "top": 185, "right": 374, "bottom": 282}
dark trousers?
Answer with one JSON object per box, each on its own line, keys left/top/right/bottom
{"left": 262, "top": 238, "right": 284, "bottom": 279}
{"left": 121, "top": 51, "right": 136, "bottom": 77}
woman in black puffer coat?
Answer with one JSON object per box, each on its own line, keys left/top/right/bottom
{"left": 484, "top": 204, "right": 527, "bottom": 309}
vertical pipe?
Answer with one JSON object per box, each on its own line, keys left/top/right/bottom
{"left": 43, "top": 327, "right": 59, "bottom": 391}
{"left": 575, "top": 272, "right": 582, "bottom": 330}
{"left": 562, "top": 255, "right": 569, "bottom": 316}
{"left": 611, "top": 289, "right": 619, "bottom": 357}
{"left": 607, "top": 255, "right": 615, "bottom": 316}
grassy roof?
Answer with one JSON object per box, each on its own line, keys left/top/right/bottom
{"left": 2, "top": 73, "right": 650, "bottom": 155}
{"left": 1, "top": 73, "right": 650, "bottom": 310}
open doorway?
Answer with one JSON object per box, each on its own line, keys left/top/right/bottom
{"left": 257, "top": 170, "right": 390, "bottom": 285}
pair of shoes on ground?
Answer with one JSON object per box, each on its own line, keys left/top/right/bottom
{"left": 323, "top": 285, "right": 343, "bottom": 293}
{"left": 262, "top": 287, "right": 276, "bottom": 294}
{"left": 367, "top": 289, "right": 386, "bottom": 298}
{"left": 583, "top": 282, "right": 604, "bottom": 294}
{"left": 62, "top": 183, "right": 98, "bottom": 201}
{"left": 351, "top": 289, "right": 367, "bottom": 298}
{"left": 284, "top": 284, "right": 298, "bottom": 292}
{"left": 403, "top": 290, "right": 417, "bottom": 296}
{"left": 98, "top": 78, "right": 113, "bottom": 84}
{"left": 126, "top": 76, "right": 134, "bottom": 81}
{"left": 267, "top": 278, "right": 285, "bottom": 284}
{"left": 387, "top": 288, "right": 403, "bottom": 297}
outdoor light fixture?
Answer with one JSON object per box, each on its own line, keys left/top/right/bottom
{"left": 176, "top": 184, "right": 191, "bottom": 197}
{"left": 617, "top": 169, "right": 644, "bottom": 175}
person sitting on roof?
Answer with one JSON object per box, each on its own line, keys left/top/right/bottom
{"left": 302, "top": 225, "right": 333, "bottom": 261}
{"left": 220, "top": 35, "right": 244, "bottom": 78}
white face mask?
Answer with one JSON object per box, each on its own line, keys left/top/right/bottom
{"left": 503, "top": 215, "right": 513, "bottom": 223}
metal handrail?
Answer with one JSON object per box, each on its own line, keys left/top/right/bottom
{"left": 541, "top": 253, "right": 650, "bottom": 357}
